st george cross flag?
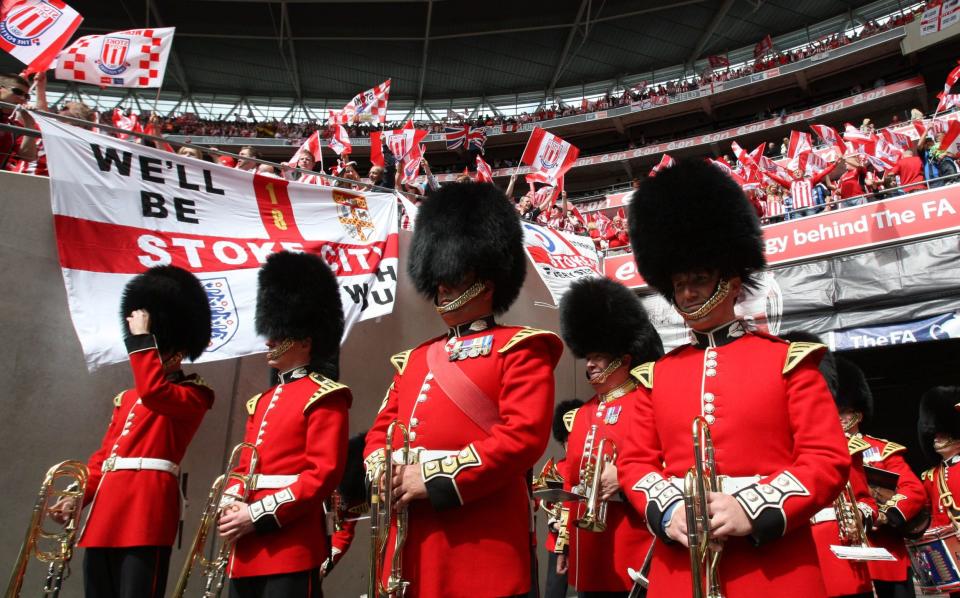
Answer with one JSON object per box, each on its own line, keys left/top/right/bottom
{"left": 329, "top": 79, "right": 391, "bottom": 125}
{"left": 444, "top": 125, "right": 487, "bottom": 152}
{"left": 54, "top": 27, "right": 174, "bottom": 88}
{"left": 475, "top": 155, "right": 493, "bottom": 183}
{"left": 34, "top": 112, "right": 399, "bottom": 370}
{"left": 520, "top": 127, "right": 579, "bottom": 185}
{"left": 328, "top": 124, "right": 352, "bottom": 156}
{"left": 0, "top": 0, "right": 82, "bottom": 74}
{"left": 810, "top": 123, "right": 845, "bottom": 154}
{"left": 786, "top": 130, "right": 812, "bottom": 159}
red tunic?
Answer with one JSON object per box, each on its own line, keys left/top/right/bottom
{"left": 922, "top": 454, "right": 960, "bottom": 530}
{"left": 886, "top": 155, "right": 925, "bottom": 193}
{"left": 617, "top": 323, "right": 851, "bottom": 598}
{"left": 228, "top": 368, "right": 351, "bottom": 578}
{"left": 364, "top": 325, "right": 563, "bottom": 598}
{"left": 563, "top": 386, "right": 653, "bottom": 592}
{"left": 79, "top": 334, "right": 214, "bottom": 548}
{"left": 810, "top": 449, "right": 877, "bottom": 596}
{"left": 859, "top": 434, "right": 927, "bottom": 582}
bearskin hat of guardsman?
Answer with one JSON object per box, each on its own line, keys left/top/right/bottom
{"left": 553, "top": 399, "right": 584, "bottom": 444}
{"left": 628, "top": 158, "right": 765, "bottom": 318}
{"left": 408, "top": 182, "right": 526, "bottom": 314}
{"left": 560, "top": 277, "right": 664, "bottom": 372}
{"left": 835, "top": 356, "right": 874, "bottom": 422}
{"left": 255, "top": 251, "right": 344, "bottom": 380}
{"left": 918, "top": 386, "right": 960, "bottom": 461}
{"left": 120, "top": 265, "right": 211, "bottom": 361}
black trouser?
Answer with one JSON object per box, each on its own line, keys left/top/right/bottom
{"left": 229, "top": 567, "right": 323, "bottom": 598}
{"left": 544, "top": 551, "right": 568, "bottom": 598}
{"left": 83, "top": 546, "right": 171, "bottom": 598}
{"left": 579, "top": 591, "right": 629, "bottom": 598}
{"left": 874, "top": 570, "right": 916, "bottom": 598}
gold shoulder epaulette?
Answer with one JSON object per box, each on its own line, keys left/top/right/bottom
{"left": 112, "top": 391, "right": 125, "bottom": 408}
{"left": 182, "top": 376, "right": 213, "bottom": 391}
{"left": 783, "top": 342, "right": 826, "bottom": 374}
{"left": 562, "top": 408, "right": 579, "bottom": 433}
{"left": 390, "top": 350, "right": 413, "bottom": 375}
{"left": 304, "top": 373, "right": 348, "bottom": 413}
{"left": 630, "top": 362, "right": 655, "bottom": 389}
{"left": 246, "top": 392, "right": 263, "bottom": 416}
{"left": 922, "top": 468, "right": 935, "bottom": 482}
{"left": 880, "top": 441, "right": 907, "bottom": 461}
{"left": 847, "top": 435, "right": 871, "bottom": 455}
{"left": 498, "top": 327, "right": 560, "bottom": 354}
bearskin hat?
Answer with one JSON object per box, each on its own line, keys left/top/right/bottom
{"left": 339, "top": 432, "right": 368, "bottom": 505}
{"left": 120, "top": 265, "right": 211, "bottom": 361}
{"left": 255, "top": 251, "right": 344, "bottom": 378}
{"left": 628, "top": 158, "right": 766, "bottom": 299}
{"left": 918, "top": 386, "right": 960, "bottom": 460}
{"left": 553, "top": 399, "right": 584, "bottom": 444}
{"left": 559, "top": 277, "right": 663, "bottom": 366}
{"left": 407, "top": 182, "right": 526, "bottom": 314}
{"left": 779, "top": 331, "right": 837, "bottom": 398}
{"left": 835, "top": 357, "right": 874, "bottom": 420}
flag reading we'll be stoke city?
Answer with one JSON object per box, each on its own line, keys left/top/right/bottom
{"left": 35, "top": 113, "right": 399, "bottom": 370}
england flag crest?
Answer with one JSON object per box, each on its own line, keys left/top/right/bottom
{"left": 0, "top": 1, "right": 62, "bottom": 46}
{"left": 97, "top": 36, "right": 130, "bottom": 75}
{"left": 202, "top": 277, "right": 239, "bottom": 352}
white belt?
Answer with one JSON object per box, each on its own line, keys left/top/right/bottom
{"left": 252, "top": 474, "right": 299, "bottom": 489}
{"left": 811, "top": 507, "right": 837, "bottom": 524}
{"left": 392, "top": 448, "right": 456, "bottom": 465}
{"left": 102, "top": 456, "right": 179, "bottom": 476}
{"left": 670, "top": 475, "right": 761, "bottom": 495}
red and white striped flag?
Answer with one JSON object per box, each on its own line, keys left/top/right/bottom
{"left": 938, "top": 120, "right": 960, "bottom": 153}
{"left": 881, "top": 128, "right": 913, "bottom": 150}
{"left": 872, "top": 137, "right": 902, "bottom": 170}
{"left": 328, "top": 79, "right": 391, "bottom": 125}
{"left": 328, "top": 124, "right": 351, "bottom": 156}
{"left": 843, "top": 123, "right": 876, "bottom": 155}
{"left": 649, "top": 153, "right": 675, "bottom": 177}
{"left": 0, "top": 0, "right": 82, "bottom": 74}
{"left": 111, "top": 107, "right": 140, "bottom": 140}
{"left": 709, "top": 158, "right": 746, "bottom": 186}
{"left": 288, "top": 130, "right": 324, "bottom": 171}
{"left": 810, "top": 123, "right": 845, "bottom": 154}
{"left": 764, "top": 196, "right": 785, "bottom": 219}
{"left": 520, "top": 127, "right": 579, "bottom": 185}
{"left": 936, "top": 61, "right": 960, "bottom": 112}
{"left": 786, "top": 130, "right": 812, "bottom": 159}
{"left": 475, "top": 155, "right": 493, "bottom": 183}
{"left": 54, "top": 27, "right": 174, "bottom": 88}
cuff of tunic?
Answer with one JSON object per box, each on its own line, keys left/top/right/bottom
{"left": 125, "top": 334, "right": 157, "bottom": 354}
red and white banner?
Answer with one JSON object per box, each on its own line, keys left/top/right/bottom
{"left": 385, "top": 121, "right": 427, "bottom": 162}
{"left": 0, "top": 0, "right": 82, "bottom": 74}
{"left": 54, "top": 27, "right": 173, "bottom": 88}
{"left": 521, "top": 220, "right": 601, "bottom": 305}
{"left": 475, "top": 155, "right": 493, "bottom": 182}
{"left": 287, "top": 130, "right": 323, "bottom": 171}
{"left": 111, "top": 107, "right": 140, "bottom": 140}
{"left": 922, "top": 1, "right": 960, "bottom": 36}
{"left": 329, "top": 79, "right": 391, "bottom": 125}
{"left": 520, "top": 127, "right": 579, "bottom": 185}
{"left": 605, "top": 184, "right": 960, "bottom": 289}
{"left": 35, "top": 112, "right": 399, "bottom": 370}
{"left": 937, "top": 61, "right": 960, "bottom": 112}
{"left": 328, "top": 124, "right": 351, "bottom": 156}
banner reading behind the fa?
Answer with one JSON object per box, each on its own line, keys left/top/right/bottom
{"left": 35, "top": 113, "right": 399, "bottom": 370}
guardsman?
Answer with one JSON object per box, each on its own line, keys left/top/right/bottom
{"left": 543, "top": 399, "right": 583, "bottom": 598}
{"left": 616, "top": 159, "right": 851, "bottom": 598}
{"left": 556, "top": 277, "right": 663, "bottom": 598}
{"left": 49, "top": 265, "right": 214, "bottom": 598}
{"left": 321, "top": 433, "right": 369, "bottom": 578}
{"left": 835, "top": 357, "right": 927, "bottom": 598}
{"left": 218, "top": 251, "right": 350, "bottom": 598}
{"left": 364, "top": 182, "right": 564, "bottom": 598}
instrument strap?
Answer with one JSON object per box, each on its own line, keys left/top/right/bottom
{"left": 425, "top": 339, "right": 500, "bottom": 437}
{"left": 936, "top": 464, "right": 960, "bottom": 529}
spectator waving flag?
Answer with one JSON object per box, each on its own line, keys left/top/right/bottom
{"left": 54, "top": 27, "right": 174, "bottom": 87}
{"left": 329, "top": 79, "right": 391, "bottom": 125}
{"left": 328, "top": 124, "right": 352, "bottom": 156}
{"left": 444, "top": 125, "right": 487, "bottom": 152}
{"left": 0, "top": 0, "right": 82, "bottom": 74}
{"left": 475, "top": 155, "right": 494, "bottom": 182}
{"left": 287, "top": 130, "right": 323, "bottom": 171}
{"left": 520, "top": 127, "right": 579, "bottom": 185}
{"left": 936, "top": 61, "right": 960, "bottom": 112}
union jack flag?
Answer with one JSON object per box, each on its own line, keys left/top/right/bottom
{"left": 444, "top": 125, "right": 486, "bottom": 152}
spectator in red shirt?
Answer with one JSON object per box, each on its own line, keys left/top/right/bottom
{"left": 837, "top": 157, "right": 868, "bottom": 207}
{"left": 884, "top": 149, "right": 926, "bottom": 193}
{"left": 606, "top": 214, "right": 630, "bottom": 249}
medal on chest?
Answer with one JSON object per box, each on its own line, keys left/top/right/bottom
{"left": 448, "top": 334, "right": 494, "bottom": 361}
{"left": 600, "top": 404, "right": 621, "bottom": 425}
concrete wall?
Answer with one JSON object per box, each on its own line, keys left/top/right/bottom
{"left": 0, "top": 171, "right": 585, "bottom": 596}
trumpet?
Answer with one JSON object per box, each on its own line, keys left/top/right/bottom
{"left": 6, "top": 460, "right": 88, "bottom": 598}
{"left": 575, "top": 425, "right": 617, "bottom": 532}
{"left": 835, "top": 482, "right": 867, "bottom": 547}
{"left": 368, "top": 421, "right": 411, "bottom": 598}
{"left": 683, "top": 416, "right": 723, "bottom": 598}
{"left": 172, "top": 442, "right": 259, "bottom": 598}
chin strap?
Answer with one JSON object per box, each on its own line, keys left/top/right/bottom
{"left": 266, "top": 338, "right": 295, "bottom": 361}
{"left": 674, "top": 279, "right": 731, "bottom": 321}
{"left": 436, "top": 281, "right": 487, "bottom": 315}
{"left": 842, "top": 413, "right": 862, "bottom": 433}
{"left": 589, "top": 357, "right": 624, "bottom": 385}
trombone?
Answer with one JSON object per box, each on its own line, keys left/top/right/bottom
{"left": 172, "top": 442, "right": 259, "bottom": 598}
{"left": 6, "top": 460, "right": 88, "bottom": 598}
{"left": 368, "top": 421, "right": 411, "bottom": 598}
{"left": 683, "top": 416, "right": 723, "bottom": 598}
{"left": 576, "top": 425, "right": 617, "bottom": 533}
